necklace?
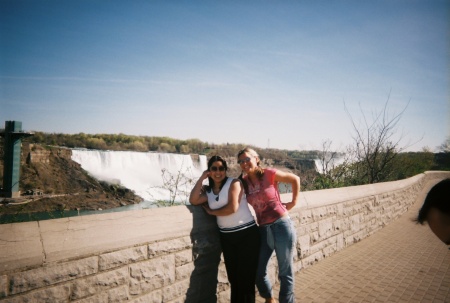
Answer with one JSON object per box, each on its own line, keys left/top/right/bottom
{"left": 211, "top": 177, "right": 227, "bottom": 201}
{"left": 247, "top": 174, "right": 259, "bottom": 187}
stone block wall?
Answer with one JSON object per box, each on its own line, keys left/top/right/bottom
{"left": 0, "top": 171, "right": 448, "bottom": 302}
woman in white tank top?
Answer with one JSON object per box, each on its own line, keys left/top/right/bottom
{"left": 189, "top": 155, "right": 260, "bottom": 303}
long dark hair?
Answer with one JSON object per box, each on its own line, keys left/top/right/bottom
{"left": 416, "top": 178, "right": 450, "bottom": 224}
{"left": 206, "top": 155, "right": 228, "bottom": 192}
{"left": 237, "top": 147, "right": 264, "bottom": 194}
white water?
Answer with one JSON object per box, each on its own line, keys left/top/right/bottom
{"left": 314, "top": 156, "right": 346, "bottom": 174}
{"left": 71, "top": 149, "right": 207, "bottom": 204}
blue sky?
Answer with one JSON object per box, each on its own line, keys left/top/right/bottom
{"left": 1, "top": 0, "right": 448, "bottom": 152}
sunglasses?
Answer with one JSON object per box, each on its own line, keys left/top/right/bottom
{"left": 237, "top": 157, "right": 251, "bottom": 164}
{"left": 210, "top": 166, "right": 225, "bottom": 172}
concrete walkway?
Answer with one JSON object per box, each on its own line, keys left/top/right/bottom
{"left": 257, "top": 189, "right": 450, "bottom": 303}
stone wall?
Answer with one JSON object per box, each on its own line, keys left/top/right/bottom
{"left": 0, "top": 171, "right": 449, "bottom": 302}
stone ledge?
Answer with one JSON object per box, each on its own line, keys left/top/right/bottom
{"left": 0, "top": 204, "right": 217, "bottom": 272}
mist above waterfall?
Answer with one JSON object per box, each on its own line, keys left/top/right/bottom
{"left": 71, "top": 149, "right": 207, "bottom": 204}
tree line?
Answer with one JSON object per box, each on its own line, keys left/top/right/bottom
{"left": 19, "top": 131, "right": 323, "bottom": 166}
{"left": 25, "top": 132, "right": 210, "bottom": 154}
{"left": 6, "top": 130, "right": 447, "bottom": 191}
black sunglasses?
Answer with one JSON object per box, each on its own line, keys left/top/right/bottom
{"left": 210, "top": 166, "right": 225, "bottom": 172}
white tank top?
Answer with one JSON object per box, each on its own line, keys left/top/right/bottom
{"left": 206, "top": 177, "right": 256, "bottom": 233}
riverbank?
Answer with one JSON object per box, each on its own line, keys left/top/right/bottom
{"left": 0, "top": 192, "right": 138, "bottom": 214}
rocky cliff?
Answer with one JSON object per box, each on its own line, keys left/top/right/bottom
{"left": 0, "top": 144, "right": 143, "bottom": 216}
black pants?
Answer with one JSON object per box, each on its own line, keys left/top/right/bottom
{"left": 220, "top": 224, "right": 261, "bottom": 303}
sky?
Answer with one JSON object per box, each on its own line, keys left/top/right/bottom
{"left": 1, "top": 0, "right": 449, "bottom": 152}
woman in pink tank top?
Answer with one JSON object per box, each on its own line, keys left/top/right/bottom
{"left": 238, "top": 147, "right": 300, "bottom": 303}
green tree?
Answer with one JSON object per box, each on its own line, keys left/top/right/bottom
{"left": 391, "top": 151, "right": 434, "bottom": 180}
{"left": 158, "top": 142, "right": 176, "bottom": 153}
{"left": 86, "top": 138, "right": 107, "bottom": 150}
{"left": 433, "top": 137, "right": 450, "bottom": 171}
{"left": 438, "top": 137, "right": 450, "bottom": 153}
{"left": 179, "top": 144, "right": 190, "bottom": 154}
{"left": 129, "top": 140, "right": 147, "bottom": 152}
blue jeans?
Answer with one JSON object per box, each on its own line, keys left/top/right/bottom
{"left": 257, "top": 216, "right": 296, "bottom": 303}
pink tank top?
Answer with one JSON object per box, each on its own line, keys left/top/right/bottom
{"left": 244, "top": 168, "right": 287, "bottom": 225}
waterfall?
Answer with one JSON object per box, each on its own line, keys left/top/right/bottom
{"left": 314, "top": 156, "right": 346, "bottom": 174}
{"left": 71, "top": 149, "right": 207, "bottom": 204}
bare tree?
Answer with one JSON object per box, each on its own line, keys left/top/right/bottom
{"left": 312, "top": 139, "right": 349, "bottom": 189}
{"left": 318, "top": 139, "right": 340, "bottom": 175}
{"left": 343, "top": 93, "right": 411, "bottom": 184}
{"left": 159, "top": 167, "right": 196, "bottom": 205}
{"left": 313, "top": 139, "right": 337, "bottom": 189}
{"left": 147, "top": 160, "right": 197, "bottom": 206}
{"left": 438, "top": 137, "right": 450, "bottom": 153}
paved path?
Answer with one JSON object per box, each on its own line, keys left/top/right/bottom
{"left": 257, "top": 185, "right": 450, "bottom": 303}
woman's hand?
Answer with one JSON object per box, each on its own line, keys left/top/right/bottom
{"left": 283, "top": 201, "right": 296, "bottom": 211}
{"left": 202, "top": 203, "right": 213, "bottom": 215}
{"left": 199, "top": 170, "right": 210, "bottom": 181}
